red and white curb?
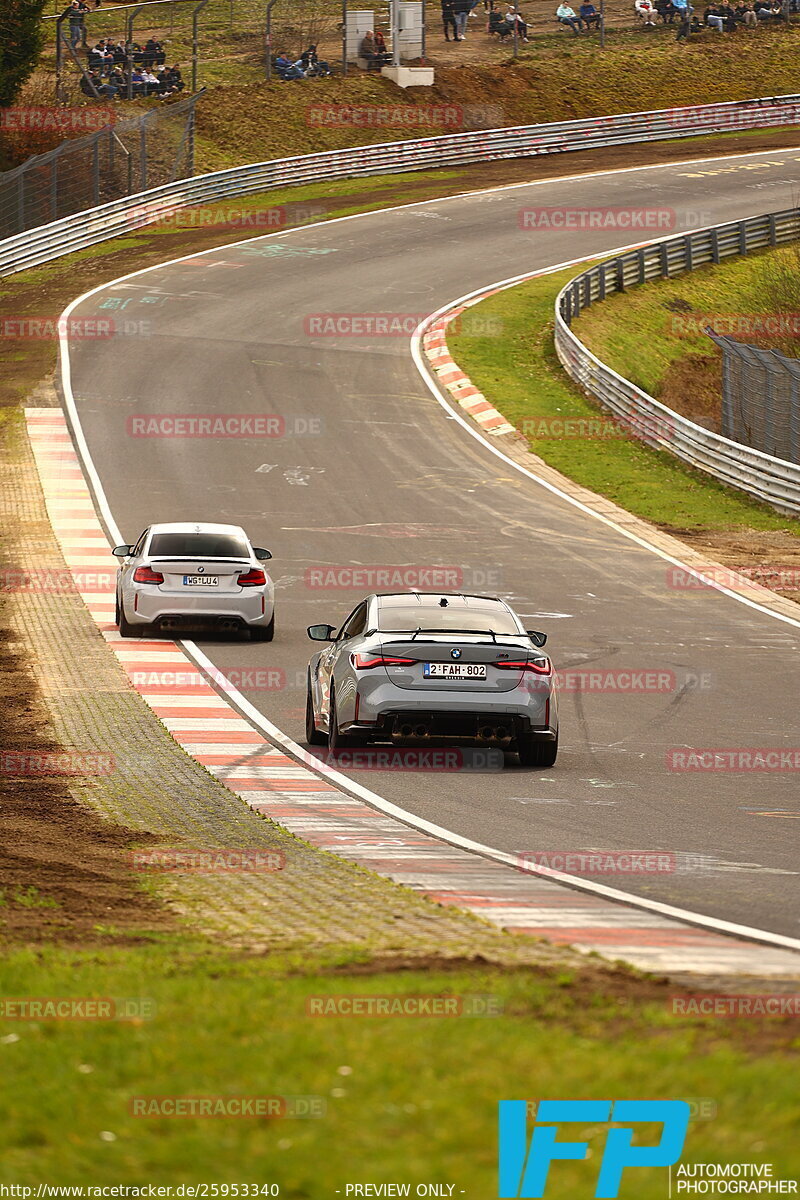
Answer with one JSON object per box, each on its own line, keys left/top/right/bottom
{"left": 423, "top": 302, "right": 515, "bottom": 436}
{"left": 25, "top": 407, "right": 800, "bottom": 978}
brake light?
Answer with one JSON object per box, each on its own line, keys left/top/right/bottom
{"left": 493, "top": 658, "right": 551, "bottom": 675}
{"left": 238, "top": 568, "right": 266, "bottom": 587}
{"left": 350, "top": 653, "right": 418, "bottom": 670}
{"left": 133, "top": 566, "right": 164, "bottom": 584}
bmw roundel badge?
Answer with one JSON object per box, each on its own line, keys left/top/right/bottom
{"left": 451, "top": 648, "right": 462, "bottom": 659}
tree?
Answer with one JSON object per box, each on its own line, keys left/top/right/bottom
{"left": 0, "top": 0, "right": 49, "bottom": 109}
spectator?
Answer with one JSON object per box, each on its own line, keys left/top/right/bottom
{"left": 274, "top": 51, "right": 304, "bottom": 79}
{"left": 769, "top": 1, "right": 786, "bottom": 16}
{"left": 143, "top": 38, "right": 166, "bottom": 68}
{"left": 374, "top": 29, "right": 390, "bottom": 54}
{"left": 129, "top": 66, "right": 147, "bottom": 94}
{"left": 580, "top": 1, "right": 602, "bottom": 26}
{"left": 556, "top": 2, "right": 584, "bottom": 30}
{"left": 82, "top": 68, "right": 117, "bottom": 98}
{"left": 453, "top": 0, "right": 471, "bottom": 38}
{"left": 300, "top": 44, "right": 331, "bottom": 74}
{"left": 656, "top": 0, "right": 677, "bottom": 19}
{"left": 635, "top": 0, "right": 658, "bottom": 23}
{"left": 735, "top": 1, "right": 758, "bottom": 21}
{"left": 66, "top": 0, "right": 90, "bottom": 49}
{"left": 505, "top": 5, "right": 530, "bottom": 37}
{"left": 442, "top": 0, "right": 459, "bottom": 37}
{"left": 164, "top": 63, "right": 185, "bottom": 91}
{"left": 359, "top": 30, "right": 390, "bottom": 66}
{"left": 719, "top": 1, "right": 738, "bottom": 25}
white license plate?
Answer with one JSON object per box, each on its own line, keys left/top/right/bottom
{"left": 183, "top": 575, "right": 219, "bottom": 587}
{"left": 423, "top": 662, "right": 487, "bottom": 680}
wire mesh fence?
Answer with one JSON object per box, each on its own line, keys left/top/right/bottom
{"left": 0, "top": 90, "right": 203, "bottom": 240}
{"left": 708, "top": 329, "right": 800, "bottom": 465}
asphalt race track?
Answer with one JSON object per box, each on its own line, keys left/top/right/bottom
{"left": 64, "top": 148, "right": 800, "bottom": 939}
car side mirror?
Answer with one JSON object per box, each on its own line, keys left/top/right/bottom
{"left": 307, "top": 623, "right": 336, "bottom": 641}
{"left": 112, "top": 545, "right": 133, "bottom": 557}
{"left": 253, "top": 547, "right": 272, "bottom": 561}
{"left": 527, "top": 630, "right": 547, "bottom": 647}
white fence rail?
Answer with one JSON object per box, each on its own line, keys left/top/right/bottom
{"left": 3, "top": 92, "right": 800, "bottom": 276}
{"left": 554, "top": 209, "right": 800, "bottom": 514}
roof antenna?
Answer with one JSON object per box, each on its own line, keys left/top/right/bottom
{"left": 439, "top": 598, "right": 448, "bottom": 607}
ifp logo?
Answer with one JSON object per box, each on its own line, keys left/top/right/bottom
{"left": 498, "top": 1100, "right": 690, "bottom": 1198}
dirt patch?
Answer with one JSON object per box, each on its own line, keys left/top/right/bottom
{"left": 0, "top": 624, "right": 171, "bottom": 945}
{"left": 659, "top": 526, "right": 800, "bottom": 596}
{"left": 658, "top": 349, "right": 722, "bottom": 430}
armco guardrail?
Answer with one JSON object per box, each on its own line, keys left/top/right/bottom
{"left": 554, "top": 208, "right": 800, "bottom": 514}
{"left": 3, "top": 92, "right": 800, "bottom": 276}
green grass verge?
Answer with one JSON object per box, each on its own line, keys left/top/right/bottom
{"left": 1, "top": 939, "right": 798, "bottom": 1186}
{"left": 448, "top": 265, "right": 800, "bottom": 535}
{"left": 572, "top": 244, "right": 799, "bottom": 394}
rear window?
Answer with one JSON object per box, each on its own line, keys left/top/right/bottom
{"left": 377, "top": 604, "right": 520, "bottom": 635}
{"left": 148, "top": 533, "right": 249, "bottom": 559}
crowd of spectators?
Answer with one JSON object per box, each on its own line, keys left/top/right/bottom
{"left": 79, "top": 40, "right": 184, "bottom": 99}
{"left": 63, "top": 1, "right": 186, "bottom": 101}
{"left": 439, "top": 0, "right": 794, "bottom": 39}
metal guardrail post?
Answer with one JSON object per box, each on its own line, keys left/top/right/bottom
{"left": 139, "top": 113, "right": 148, "bottom": 190}
{"left": 265, "top": 0, "right": 278, "bottom": 79}
{"left": 341, "top": 0, "right": 347, "bottom": 75}
{"left": 56, "top": 11, "right": 67, "bottom": 100}
{"left": 92, "top": 134, "right": 101, "bottom": 206}
{"left": 192, "top": 0, "right": 209, "bottom": 93}
{"left": 127, "top": 4, "right": 145, "bottom": 100}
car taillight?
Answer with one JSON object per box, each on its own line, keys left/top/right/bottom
{"left": 493, "top": 658, "right": 551, "bottom": 675}
{"left": 133, "top": 566, "right": 164, "bottom": 584}
{"left": 238, "top": 568, "right": 266, "bottom": 587}
{"left": 350, "top": 653, "right": 418, "bottom": 670}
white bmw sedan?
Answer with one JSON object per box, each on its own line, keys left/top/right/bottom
{"left": 113, "top": 522, "right": 275, "bottom": 640}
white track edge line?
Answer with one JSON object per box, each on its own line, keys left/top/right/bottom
{"left": 55, "top": 155, "right": 800, "bottom": 956}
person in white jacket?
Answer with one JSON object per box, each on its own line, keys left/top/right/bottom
{"left": 556, "top": 2, "right": 584, "bottom": 30}
{"left": 635, "top": 0, "right": 658, "bottom": 21}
